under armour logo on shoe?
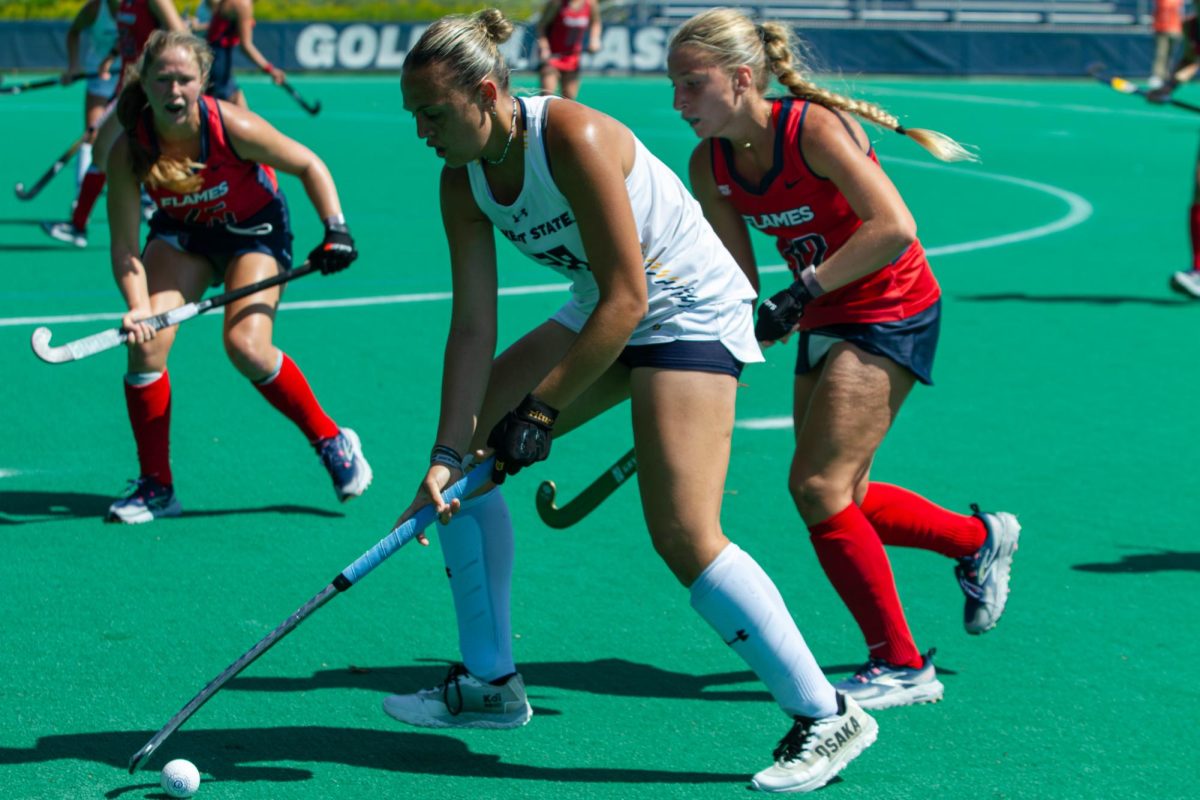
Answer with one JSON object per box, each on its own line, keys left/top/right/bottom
{"left": 724, "top": 629, "right": 749, "bottom": 646}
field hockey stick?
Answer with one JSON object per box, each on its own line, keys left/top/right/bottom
{"left": 536, "top": 446, "right": 637, "bottom": 529}
{"left": 31, "top": 261, "right": 318, "bottom": 364}
{"left": 279, "top": 78, "right": 321, "bottom": 115}
{"left": 1087, "top": 62, "right": 1200, "bottom": 114}
{"left": 128, "top": 458, "right": 495, "bottom": 773}
{"left": 14, "top": 127, "right": 94, "bottom": 200}
{"left": 0, "top": 72, "right": 97, "bottom": 95}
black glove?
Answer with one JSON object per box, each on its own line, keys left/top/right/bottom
{"left": 755, "top": 279, "right": 815, "bottom": 342}
{"left": 308, "top": 218, "right": 357, "bottom": 275}
{"left": 486, "top": 394, "right": 559, "bottom": 485}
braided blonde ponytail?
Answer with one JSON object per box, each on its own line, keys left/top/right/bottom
{"left": 671, "top": 9, "right": 977, "bottom": 163}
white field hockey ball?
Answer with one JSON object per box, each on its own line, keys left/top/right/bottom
{"left": 160, "top": 758, "right": 201, "bottom": 798}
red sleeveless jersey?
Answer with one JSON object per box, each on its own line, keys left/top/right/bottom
{"left": 116, "top": 0, "right": 160, "bottom": 62}
{"left": 137, "top": 96, "right": 280, "bottom": 226}
{"left": 546, "top": 0, "right": 592, "bottom": 58}
{"left": 206, "top": 4, "right": 240, "bottom": 48}
{"left": 711, "top": 97, "right": 940, "bottom": 328}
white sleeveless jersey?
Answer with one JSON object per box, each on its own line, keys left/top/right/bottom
{"left": 84, "top": 0, "right": 119, "bottom": 71}
{"left": 465, "top": 95, "right": 762, "bottom": 364}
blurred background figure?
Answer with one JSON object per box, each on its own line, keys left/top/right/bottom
{"left": 188, "top": 0, "right": 286, "bottom": 108}
{"left": 62, "top": 0, "right": 119, "bottom": 194}
{"left": 1151, "top": 0, "right": 1185, "bottom": 88}
{"left": 535, "top": 0, "right": 601, "bottom": 99}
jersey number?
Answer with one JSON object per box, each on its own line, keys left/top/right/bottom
{"left": 531, "top": 244, "right": 589, "bottom": 272}
{"left": 186, "top": 201, "right": 236, "bottom": 227}
{"left": 784, "top": 233, "right": 828, "bottom": 270}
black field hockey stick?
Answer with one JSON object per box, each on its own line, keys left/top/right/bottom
{"left": 31, "top": 261, "right": 318, "bottom": 364}
{"left": 536, "top": 446, "right": 637, "bottom": 529}
{"left": 14, "top": 127, "right": 94, "bottom": 200}
{"left": 0, "top": 71, "right": 97, "bottom": 95}
{"left": 280, "top": 78, "right": 321, "bottom": 115}
{"left": 128, "top": 458, "right": 495, "bottom": 773}
{"left": 1087, "top": 62, "right": 1200, "bottom": 114}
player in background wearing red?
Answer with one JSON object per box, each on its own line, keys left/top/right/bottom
{"left": 103, "top": 30, "right": 369, "bottom": 523}
{"left": 534, "top": 0, "right": 601, "bottom": 100}
{"left": 1150, "top": 0, "right": 1184, "bottom": 90}
{"left": 61, "top": 0, "right": 119, "bottom": 192}
{"left": 188, "top": 0, "right": 285, "bottom": 108}
{"left": 668, "top": 8, "right": 1021, "bottom": 710}
{"left": 43, "top": 0, "right": 186, "bottom": 249}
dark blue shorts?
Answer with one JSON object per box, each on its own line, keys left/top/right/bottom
{"left": 207, "top": 45, "right": 239, "bottom": 101}
{"left": 794, "top": 301, "right": 940, "bottom": 385}
{"left": 617, "top": 339, "right": 744, "bottom": 378}
{"left": 146, "top": 195, "right": 294, "bottom": 285}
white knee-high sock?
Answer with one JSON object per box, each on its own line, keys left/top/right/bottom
{"left": 76, "top": 142, "right": 93, "bottom": 192}
{"left": 435, "top": 486, "right": 515, "bottom": 682}
{"left": 690, "top": 542, "right": 838, "bottom": 718}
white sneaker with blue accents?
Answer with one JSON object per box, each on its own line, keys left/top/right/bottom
{"left": 833, "top": 650, "right": 944, "bottom": 710}
{"left": 957, "top": 506, "right": 1021, "bottom": 634}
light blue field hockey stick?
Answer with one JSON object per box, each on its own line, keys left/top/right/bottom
{"left": 127, "top": 459, "right": 494, "bottom": 773}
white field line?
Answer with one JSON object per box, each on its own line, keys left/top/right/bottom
{"left": 0, "top": 162, "right": 1089, "bottom": 329}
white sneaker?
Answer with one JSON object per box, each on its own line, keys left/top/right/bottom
{"left": 833, "top": 650, "right": 945, "bottom": 710}
{"left": 1147, "top": 76, "right": 1165, "bottom": 90}
{"left": 41, "top": 221, "right": 87, "bottom": 248}
{"left": 383, "top": 663, "right": 532, "bottom": 729}
{"left": 316, "top": 427, "right": 372, "bottom": 502}
{"left": 751, "top": 693, "right": 878, "bottom": 793}
{"left": 1170, "top": 270, "right": 1200, "bottom": 298}
{"left": 957, "top": 507, "right": 1021, "bottom": 634}
{"left": 106, "top": 476, "right": 182, "bottom": 524}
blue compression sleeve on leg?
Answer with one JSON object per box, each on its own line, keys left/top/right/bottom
{"left": 435, "top": 486, "right": 516, "bottom": 682}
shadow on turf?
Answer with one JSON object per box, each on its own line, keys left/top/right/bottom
{"left": 1072, "top": 549, "right": 1200, "bottom": 572}
{"left": 0, "top": 726, "right": 747, "bottom": 787}
{"left": 222, "top": 657, "right": 955, "bottom": 700}
{"left": 0, "top": 490, "right": 343, "bottom": 524}
{"left": 956, "top": 292, "right": 1188, "bottom": 306}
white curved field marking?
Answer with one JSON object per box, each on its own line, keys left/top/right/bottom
{"left": 757, "top": 157, "right": 1092, "bottom": 274}
{"left": 887, "top": 156, "right": 1093, "bottom": 257}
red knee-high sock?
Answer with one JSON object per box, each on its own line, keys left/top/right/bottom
{"left": 124, "top": 371, "right": 172, "bottom": 485}
{"left": 71, "top": 169, "right": 106, "bottom": 230}
{"left": 1190, "top": 203, "right": 1200, "bottom": 270}
{"left": 861, "top": 483, "right": 986, "bottom": 559}
{"left": 808, "top": 503, "right": 922, "bottom": 668}
{"left": 253, "top": 352, "right": 339, "bottom": 444}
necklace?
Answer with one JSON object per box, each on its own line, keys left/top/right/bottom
{"left": 484, "top": 98, "right": 519, "bottom": 166}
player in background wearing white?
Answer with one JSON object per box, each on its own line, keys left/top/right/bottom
{"left": 667, "top": 9, "right": 1020, "bottom": 710}
{"left": 62, "top": 0, "right": 119, "bottom": 192}
{"left": 383, "top": 9, "right": 877, "bottom": 793}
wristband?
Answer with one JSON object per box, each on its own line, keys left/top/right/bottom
{"left": 324, "top": 213, "right": 347, "bottom": 228}
{"left": 430, "top": 444, "right": 464, "bottom": 471}
{"left": 799, "top": 265, "right": 825, "bottom": 298}
{"left": 263, "top": 62, "right": 275, "bottom": 74}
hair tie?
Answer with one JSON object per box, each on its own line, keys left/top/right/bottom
{"left": 755, "top": 23, "right": 767, "bottom": 41}
{"left": 895, "top": 125, "right": 908, "bottom": 135}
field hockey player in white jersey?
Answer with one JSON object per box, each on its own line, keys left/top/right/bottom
{"left": 386, "top": 9, "right": 877, "bottom": 793}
